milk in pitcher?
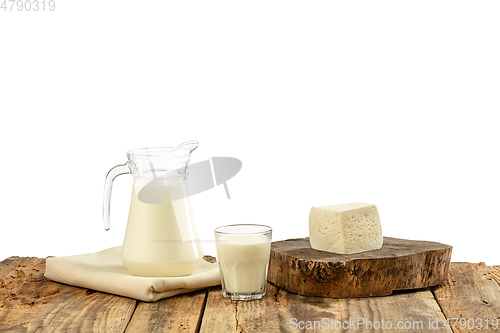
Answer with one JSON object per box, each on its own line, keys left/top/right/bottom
{"left": 121, "top": 180, "right": 203, "bottom": 277}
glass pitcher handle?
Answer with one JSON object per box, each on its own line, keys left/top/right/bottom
{"left": 103, "top": 163, "right": 130, "bottom": 230}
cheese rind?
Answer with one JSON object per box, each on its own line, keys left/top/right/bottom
{"left": 309, "top": 203, "right": 383, "bottom": 254}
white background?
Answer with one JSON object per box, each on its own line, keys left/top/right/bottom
{"left": 1, "top": 1, "right": 499, "bottom": 265}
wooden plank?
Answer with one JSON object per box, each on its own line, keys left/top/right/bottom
{"left": 0, "top": 257, "right": 136, "bottom": 333}
{"left": 201, "top": 282, "right": 452, "bottom": 332}
{"left": 124, "top": 288, "right": 208, "bottom": 333}
{"left": 198, "top": 286, "right": 237, "bottom": 333}
{"left": 268, "top": 237, "right": 452, "bottom": 297}
{"left": 432, "top": 262, "right": 500, "bottom": 333}
{"left": 338, "top": 289, "right": 452, "bottom": 333}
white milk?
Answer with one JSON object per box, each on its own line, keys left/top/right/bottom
{"left": 216, "top": 234, "right": 271, "bottom": 293}
{"left": 121, "top": 182, "right": 203, "bottom": 277}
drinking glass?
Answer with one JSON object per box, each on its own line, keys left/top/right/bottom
{"left": 214, "top": 224, "right": 272, "bottom": 300}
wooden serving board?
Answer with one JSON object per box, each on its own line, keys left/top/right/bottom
{"left": 267, "top": 236, "right": 452, "bottom": 298}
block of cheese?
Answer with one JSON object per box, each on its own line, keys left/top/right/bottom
{"left": 309, "top": 203, "right": 383, "bottom": 254}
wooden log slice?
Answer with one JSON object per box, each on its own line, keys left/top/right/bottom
{"left": 267, "top": 236, "right": 452, "bottom": 298}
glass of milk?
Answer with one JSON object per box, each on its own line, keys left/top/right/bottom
{"left": 214, "top": 224, "right": 272, "bottom": 301}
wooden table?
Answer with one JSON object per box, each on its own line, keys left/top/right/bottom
{"left": 1, "top": 257, "right": 499, "bottom": 332}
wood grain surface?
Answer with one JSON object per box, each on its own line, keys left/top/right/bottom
{"left": 1, "top": 256, "right": 499, "bottom": 333}
{"left": 125, "top": 288, "right": 208, "bottom": 333}
{"left": 489, "top": 265, "right": 500, "bottom": 285}
{"left": 200, "top": 283, "right": 455, "bottom": 332}
{"left": 268, "top": 237, "right": 452, "bottom": 298}
{"left": 0, "top": 257, "right": 136, "bottom": 333}
{"left": 432, "top": 262, "right": 500, "bottom": 333}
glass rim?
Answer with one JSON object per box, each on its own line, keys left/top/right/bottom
{"left": 126, "top": 141, "right": 199, "bottom": 160}
{"left": 214, "top": 224, "right": 272, "bottom": 235}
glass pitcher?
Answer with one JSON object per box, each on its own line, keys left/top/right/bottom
{"left": 103, "top": 141, "right": 204, "bottom": 277}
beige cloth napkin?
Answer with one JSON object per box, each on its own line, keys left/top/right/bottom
{"left": 44, "top": 246, "right": 220, "bottom": 302}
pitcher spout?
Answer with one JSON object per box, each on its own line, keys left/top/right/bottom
{"left": 167, "top": 141, "right": 199, "bottom": 157}
{"left": 126, "top": 141, "right": 199, "bottom": 180}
